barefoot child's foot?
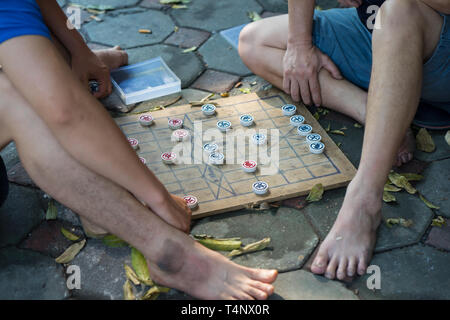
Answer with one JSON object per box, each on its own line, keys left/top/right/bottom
{"left": 310, "top": 178, "right": 382, "bottom": 280}
{"left": 94, "top": 46, "right": 128, "bottom": 70}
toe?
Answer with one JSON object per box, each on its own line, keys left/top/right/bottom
{"left": 244, "top": 285, "right": 269, "bottom": 300}
{"left": 247, "top": 268, "right": 278, "bottom": 283}
{"left": 336, "top": 257, "right": 348, "bottom": 280}
{"left": 357, "top": 257, "right": 368, "bottom": 276}
{"left": 347, "top": 256, "right": 357, "bottom": 277}
{"left": 249, "top": 280, "right": 274, "bottom": 296}
{"left": 311, "top": 250, "right": 329, "bottom": 274}
{"left": 232, "top": 288, "right": 255, "bottom": 300}
{"left": 325, "top": 257, "right": 339, "bottom": 279}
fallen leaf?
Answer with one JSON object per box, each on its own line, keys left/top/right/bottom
{"left": 55, "top": 239, "right": 86, "bottom": 264}
{"left": 189, "top": 101, "right": 218, "bottom": 107}
{"left": 330, "top": 130, "right": 345, "bottom": 136}
{"left": 384, "top": 184, "right": 402, "bottom": 192}
{"left": 315, "top": 5, "right": 322, "bottom": 10}
{"left": 200, "top": 93, "right": 215, "bottom": 102}
{"left": 194, "top": 237, "right": 242, "bottom": 251}
{"left": 431, "top": 216, "right": 446, "bottom": 227}
{"left": 340, "top": 126, "right": 348, "bottom": 131}
{"left": 172, "top": 4, "right": 187, "bottom": 8}
{"left": 419, "top": 193, "right": 440, "bottom": 209}
{"left": 247, "top": 11, "right": 262, "bottom": 21}
{"left": 234, "top": 82, "right": 243, "bottom": 88}
{"left": 228, "top": 237, "right": 271, "bottom": 258}
{"left": 325, "top": 122, "right": 331, "bottom": 132}
{"left": 354, "top": 123, "right": 363, "bottom": 128}
{"left": 123, "top": 280, "right": 136, "bottom": 300}
{"left": 138, "top": 29, "right": 152, "bottom": 34}
{"left": 445, "top": 130, "right": 450, "bottom": 146}
{"left": 46, "top": 200, "right": 58, "bottom": 220}
{"left": 124, "top": 264, "right": 141, "bottom": 286}
{"left": 382, "top": 191, "right": 396, "bottom": 203}
{"left": 61, "top": 227, "right": 80, "bottom": 241}
{"left": 388, "top": 172, "right": 417, "bottom": 194}
{"left": 102, "top": 234, "right": 128, "bottom": 247}
{"left": 239, "top": 88, "right": 251, "bottom": 94}
{"left": 399, "top": 173, "right": 423, "bottom": 182}
{"left": 141, "top": 286, "right": 170, "bottom": 300}
{"left": 386, "top": 218, "right": 413, "bottom": 228}
{"left": 182, "top": 46, "right": 197, "bottom": 53}
{"left": 313, "top": 112, "right": 320, "bottom": 120}
{"left": 90, "top": 15, "right": 102, "bottom": 22}
{"left": 220, "top": 92, "right": 229, "bottom": 97}
{"left": 416, "top": 128, "right": 435, "bottom": 153}
{"left": 306, "top": 183, "right": 324, "bottom": 202}
{"left": 131, "top": 247, "right": 150, "bottom": 282}
{"left": 174, "top": 26, "right": 179, "bottom": 32}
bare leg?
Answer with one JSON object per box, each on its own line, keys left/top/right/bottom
{"left": 310, "top": 0, "right": 443, "bottom": 279}
{"left": 0, "top": 72, "right": 277, "bottom": 300}
{"left": 239, "top": 14, "right": 415, "bottom": 166}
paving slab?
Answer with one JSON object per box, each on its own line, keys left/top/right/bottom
{"left": 164, "top": 27, "right": 211, "bottom": 49}
{"left": 414, "top": 129, "right": 450, "bottom": 162}
{"left": 199, "top": 34, "right": 252, "bottom": 76}
{"left": 140, "top": 0, "right": 170, "bottom": 10}
{"left": 83, "top": 9, "right": 174, "bottom": 48}
{"left": 270, "top": 269, "right": 358, "bottom": 300}
{"left": 7, "top": 161, "right": 36, "bottom": 188}
{"left": 303, "top": 187, "right": 434, "bottom": 252}
{"left": 171, "top": 0, "right": 263, "bottom": 32}
{"left": 348, "top": 244, "right": 450, "bottom": 299}
{"left": 426, "top": 219, "right": 450, "bottom": 251}
{"left": 415, "top": 158, "right": 450, "bottom": 218}
{"left": 0, "top": 184, "right": 44, "bottom": 247}
{"left": 126, "top": 44, "right": 204, "bottom": 88}
{"left": 0, "top": 246, "right": 69, "bottom": 300}
{"left": 191, "top": 70, "right": 240, "bottom": 93}
{"left": 0, "top": 142, "right": 20, "bottom": 171}
{"left": 191, "top": 207, "right": 319, "bottom": 272}
{"left": 228, "top": 75, "right": 272, "bottom": 96}
{"left": 70, "top": 239, "right": 131, "bottom": 300}
{"left": 257, "top": 0, "right": 288, "bottom": 13}
{"left": 67, "top": 0, "right": 140, "bottom": 9}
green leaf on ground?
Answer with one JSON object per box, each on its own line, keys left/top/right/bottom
{"left": 306, "top": 183, "right": 324, "bottom": 202}
{"left": 386, "top": 218, "right": 413, "bottom": 228}
{"left": 61, "top": 227, "right": 80, "bottom": 241}
{"left": 383, "top": 191, "right": 396, "bottom": 203}
{"left": 102, "top": 234, "right": 128, "bottom": 247}
{"left": 239, "top": 88, "right": 251, "bottom": 94}
{"left": 131, "top": 247, "right": 150, "bottom": 282}
{"left": 247, "top": 11, "right": 262, "bottom": 21}
{"left": 182, "top": 46, "right": 197, "bottom": 53}
{"left": 123, "top": 280, "right": 136, "bottom": 300}
{"left": 194, "top": 237, "right": 242, "bottom": 251}
{"left": 228, "top": 237, "right": 271, "bottom": 258}
{"left": 419, "top": 193, "right": 440, "bottom": 209}
{"left": 313, "top": 112, "right": 320, "bottom": 120}
{"left": 431, "top": 216, "right": 446, "bottom": 227}
{"left": 330, "top": 130, "right": 345, "bottom": 136}
{"left": 384, "top": 184, "right": 402, "bottom": 192}
{"left": 400, "top": 173, "right": 424, "bottom": 182}
{"left": 46, "top": 200, "right": 58, "bottom": 220}
{"left": 124, "top": 264, "right": 141, "bottom": 286}
{"left": 55, "top": 239, "right": 86, "bottom": 264}
{"left": 388, "top": 171, "right": 417, "bottom": 194}
{"left": 354, "top": 123, "right": 363, "bottom": 128}
{"left": 416, "top": 128, "right": 435, "bottom": 153}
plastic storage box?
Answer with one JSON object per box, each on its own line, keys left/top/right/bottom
{"left": 110, "top": 57, "right": 181, "bottom": 105}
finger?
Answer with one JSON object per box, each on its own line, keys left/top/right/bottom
{"left": 94, "top": 73, "right": 110, "bottom": 99}
{"left": 309, "top": 75, "right": 322, "bottom": 106}
{"left": 283, "top": 75, "right": 291, "bottom": 95}
{"left": 290, "top": 79, "right": 301, "bottom": 102}
{"left": 321, "top": 54, "right": 343, "bottom": 80}
{"left": 299, "top": 80, "right": 312, "bottom": 106}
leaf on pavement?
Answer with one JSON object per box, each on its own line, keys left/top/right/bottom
{"left": 247, "top": 11, "right": 262, "bottom": 21}
{"left": 228, "top": 237, "right": 271, "bottom": 258}
{"left": 419, "top": 193, "right": 440, "bottom": 210}
{"left": 102, "top": 234, "right": 128, "bottom": 248}
{"left": 383, "top": 191, "right": 396, "bottom": 203}
{"left": 131, "top": 247, "right": 150, "bottom": 282}
{"left": 416, "top": 128, "right": 435, "bottom": 153}
{"left": 431, "top": 216, "right": 446, "bottom": 227}
{"left": 399, "top": 173, "right": 424, "bottom": 182}
{"left": 46, "top": 200, "right": 58, "bottom": 220}
{"left": 388, "top": 172, "right": 417, "bottom": 194}
{"left": 123, "top": 280, "right": 136, "bottom": 300}
{"left": 55, "top": 239, "right": 86, "bottom": 264}
{"left": 124, "top": 264, "right": 141, "bottom": 286}
{"left": 61, "top": 227, "right": 80, "bottom": 241}
{"left": 384, "top": 184, "right": 402, "bottom": 192}
{"left": 306, "top": 183, "right": 324, "bottom": 202}
{"left": 330, "top": 130, "right": 345, "bottom": 136}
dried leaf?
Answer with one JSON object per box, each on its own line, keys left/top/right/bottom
{"left": 228, "top": 237, "right": 271, "bottom": 258}
{"left": 239, "top": 88, "right": 251, "bottom": 94}
{"left": 220, "top": 92, "right": 229, "bottom": 97}
{"left": 247, "top": 11, "right": 262, "bottom": 21}
{"left": 386, "top": 218, "right": 413, "bottom": 228}
{"left": 419, "top": 193, "right": 440, "bottom": 209}
{"left": 416, "top": 128, "right": 435, "bottom": 153}
{"left": 234, "top": 82, "right": 243, "bottom": 88}
{"left": 123, "top": 280, "right": 136, "bottom": 300}
{"left": 90, "top": 15, "right": 102, "bottom": 22}
{"left": 174, "top": 26, "right": 179, "bottom": 32}
{"left": 140, "top": 286, "right": 170, "bottom": 300}
{"left": 445, "top": 131, "right": 450, "bottom": 146}
{"left": 399, "top": 173, "right": 424, "bottom": 182}
{"left": 384, "top": 184, "right": 402, "bottom": 192}
{"left": 195, "top": 237, "right": 242, "bottom": 251}
{"left": 46, "top": 200, "right": 58, "bottom": 220}
{"left": 102, "top": 234, "right": 128, "bottom": 247}
{"left": 61, "top": 227, "right": 80, "bottom": 241}
{"left": 172, "top": 4, "right": 187, "bottom": 8}
{"left": 131, "top": 247, "right": 150, "bottom": 282}
{"left": 313, "top": 112, "right": 320, "bottom": 120}
{"left": 330, "top": 130, "right": 345, "bottom": 136}
{"left": 354, "top": 123, "right": 363, "bottom": 128}
{"left": 55, "top": 239, "right": 86, "bottom": 264}
{"left": 200, "top": 93, "right": 215, "bottom": 102}
{"left": 124, "top": 264, "right": 141, "bottom": 286}
{"left": 388, "top": 172, "right": 417, "bottom": 194}
{"left": 382, "top": 191, "right": 396, "bottom": 203}
{"left": 325, "top": 122, "right": 331, "bottom": 132}
{"left": 182, "top": 46, "right": 197, "bottom": 53}
{"left": 431, "top": 216, "right": 446, "bottom": 227}
{"left": 189, "top": 101, "right": 218, "bottom": 107}
{"left": 340, "top": 126, "right": 348, "bottom": 131}
{"left": 306, "top": 183, "right": 324, "bottom": 202}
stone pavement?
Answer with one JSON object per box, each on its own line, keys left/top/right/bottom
{"left": 1, "top": 0, "right": 449, "bottom": 300}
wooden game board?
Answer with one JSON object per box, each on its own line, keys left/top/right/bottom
{"left": 114, "top": 90, "right": 356, "bottom": 218}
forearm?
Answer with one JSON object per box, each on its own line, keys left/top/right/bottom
{"left": 287, "top": 0, "right": 316, "bottom": 47}
{"left": 36, "top": 0, "right": 91, "bottom": 55}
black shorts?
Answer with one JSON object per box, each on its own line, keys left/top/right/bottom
{"left": 0, "top": 156, "right": 8, "bottom": 207}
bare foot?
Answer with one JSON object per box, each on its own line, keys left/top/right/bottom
{"left": 147, "top": 237, "right": 278, "bottom": 300}
{"left": 94, "top": 46, "right": 128, "bottom": 70}
{"left": 310, "top": 178, "right": 382, "bottom": 280}
{"left": 395, "top": 128, "right": 415, "bottom": 167}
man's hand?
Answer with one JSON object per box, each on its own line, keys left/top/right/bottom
{"left": 283, "top": 44, "right": 342, "bottom": 106}
{"left": 71, "top": 49, "right": 112, "bottom": 99}
{"left": 338, "top": 0, "right": 362, "bottom": 8}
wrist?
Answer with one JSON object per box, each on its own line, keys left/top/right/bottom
{"left": 287, "top": 38, "right": 313, "bottom": 49}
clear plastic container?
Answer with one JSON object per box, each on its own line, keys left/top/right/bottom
{"left": 110, "top": 57, "right": 181, "bottom": 105}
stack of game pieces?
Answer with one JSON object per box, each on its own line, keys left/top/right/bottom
{"left": 183, "top": 195, "right": 198, "bottom": 209}
{"left": 282, "top": 104, "right": 297, "bottom": 116}
{"left": 217, "top": 120, "right": 232, "bottom": 132}
{"left": 252, "top": 133, "right": 267, "bottom": 145}
{"left": 252, "top": 181, "right": 269, "bottom": 195}
{"left": 128, "top": 137, "right": 139, "bottom": 150}
{"left": 242, "top": 160, "right": 257, "bottom": 173}
{"left": 139, "top": 156, "right": 147, "bottom": 164}
{"left": 306, "top": 133, "right": 321, "bottom": 145}
{"left": 290, "top": 115, "right": 305, "bottom": 127}
{"left": 139, "top": 114, "right": 154, "bottom": 127}
{"left": 209, "top": 152, "right": 225, "bottom": 165}
{"left": 240, "top": 114, "right": 254, "bottom": 127}
{"left": 168, "top": 118, "right": 183, "bottom": 130}
{"left": 202, "top": 104, "right": 216, "bottom": 116}
{"left": 172, "top": 129, "right": 190, "bottom": 142}
{"left": 203, "top": 143, "right": 218, "bottom": 154}
{"left": 309, "top": 142, "right": 325, "bottom": 154}
{"left": 297, "top": 124, "right": 312, "bottom": 136}
{"left": 161, "top": 152, "right": 176, "bottom": 164}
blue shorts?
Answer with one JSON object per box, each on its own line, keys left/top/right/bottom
{"left": 312, "top": 8, "right": 450, "bottom": 128}
{"left": 0, "top": 0, "right": 51, "bottom": 45}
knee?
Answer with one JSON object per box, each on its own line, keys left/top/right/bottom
{"left": 377, "top": 0, "right": 423, "bottom": 32}
{"left": 238, "top": 22, "right": 261, "bottom": 68}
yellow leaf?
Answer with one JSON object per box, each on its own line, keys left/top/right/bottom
{"left": 195, "top": 237, "right": 242, "bottom": 251}
{"left": 220, "top": 92, "right": 229, "bottom": 97}
{"left": 228, "top": 237, "right": 271, "bottom": 258}
{"left": 55, "top": 239, "right": 86, "bottom": 264}
{"left": 124, "top": 264, "right": 141, "bottom": 286}
{"left": 325, "top": 122, "right": 331, "bottom": 132}
{"left": 182, "top": 46, "right": 197, "bottom": 53}
{"left": 382, "top": 191, "right": 396, "bottom": 203}
{"left": 400, "top": 173, "right": 423, "bottom": 182}
{"left": 102, "top": 234, "right": 127, "bottom": 247}
{"left": 123, "top": 280, "right": 136, "bottom": 300}
{"left": 388, "top": 172, "right": 417, "bottom": 194}
{"left": 431, "top": 216, "right": 446, "bottom": 227}
{"left": 61, "top": 227, "right": 80, "bottom": 241}
{"left": 172, "top": 4, "right": 187, "bottom": 9}
{"left": 386, "top": 218, "right": 413, "bottom": 228}
{"left": 354, "top": 123, "right": 363, "bottom": 128}
{"left": 419, "top": 193, "right": 440, "bottom": 209}
{"left": 247, "top": 11, "right": 262, "bottom": 21}
{"left": 384, "top": 184, "right": 402, "bottom": 192}
{"left": 313, "top": 112, "right": 320, "bottom": 120}
{"left": 416, "top": 128, "right": 435, "bottom": 153}
{"left": 138, "top": 29, "right": 152, "bottom": 34}
{"left": 330, "top": 130, "right": 345, "bottom": 136}
{"left": 239, "top": 88, "right": 251, "bottom": 94}
{"left": 45, "top": 200, "right": 58, "bottom": 220}
{"left": 131, "top": 247, "right": 150, "bottom": 282}
{"left": 306, "top": 183, "right": 324, "bottom": 202}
